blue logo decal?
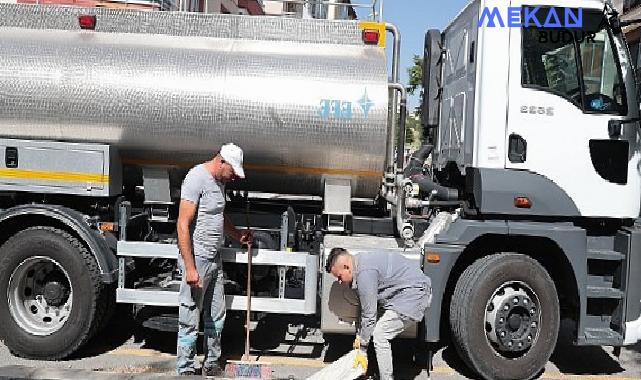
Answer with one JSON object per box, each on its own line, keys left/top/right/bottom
{"left": 359, "top": 89, "right": 374, "bottom": 119}
{"left": 319, "top": 90, "right": 373, "bottom": 120}
{"left": 479, "top": 7, "right": 583, "bottom": 28}
{"left": 320, "top": 99, "right": 353, "bottom": 120}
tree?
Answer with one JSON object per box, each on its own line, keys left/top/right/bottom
{"left": 407, "top": 54, "right": 424, "bottom": 117}
{"left": 402, "top": 55, "right": 424, "bottom": 149}
{"left": 405, "top": 112, "right": 422, "bottom": 150}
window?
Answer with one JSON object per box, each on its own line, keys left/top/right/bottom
{"left": 521, "top": 8, "right": 628, "bottom": 115}
{"left": 522, "top": 28, "right": 581, "bottom": 106}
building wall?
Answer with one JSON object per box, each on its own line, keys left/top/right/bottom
{"left": 203, "top": 0, "right": 263, "bottom": 15}
{"left": 263, "top": 0, "right": 283, "bottom": 15}
{"left": 262, "top": 0, "right": 354, "bottom": 19}
{"left": 621, "top": 0, "right": 641, "bottom": 110}
{"left": 15, "top": 0, "right": 159, "bottom": 10}
{"left": 621, "top": 0, "right": 641, "bottom": 71}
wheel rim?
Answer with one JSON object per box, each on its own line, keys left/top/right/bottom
{"left": 484, "top": 281, "right": 541, "bottom": 358}
{"left": 7, "top": 256, "right": 73, "bottom": 336}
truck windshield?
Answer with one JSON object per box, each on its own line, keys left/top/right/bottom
{"left": 521, "top": 8, "right": 628, "bottom": 115}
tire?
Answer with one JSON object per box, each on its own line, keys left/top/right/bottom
{"left": 449, "top": 253, "right": 560, "bottom": 380}
{"left": 0, "top": 226, "right": 105, "bottom": 359}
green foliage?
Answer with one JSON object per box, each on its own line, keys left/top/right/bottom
{"left": 407, "top": 55, "right": 424, "bottom": 117}
{"left": 405, "top": 113, "right": 422, "bottom": 150}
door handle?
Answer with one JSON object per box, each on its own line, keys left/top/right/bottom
{"left": 508, "top": 134, "right": 527, "bottom": 163}
{"left": 608, "top": 117, "right": 640, "bottom": 138}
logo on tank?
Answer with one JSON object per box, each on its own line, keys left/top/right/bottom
{"left": 319, "top": 89, "right": 374, "bottom": 120}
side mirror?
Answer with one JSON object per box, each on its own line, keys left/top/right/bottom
{"left": 423, "top": 29, "right": 443, "bottom": 132}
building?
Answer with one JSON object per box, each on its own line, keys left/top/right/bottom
{"left": 263, "top": 0, "right": 357, "bottom": 19}
{"left": 198, "top": 0, "right": 264, "bottom": 14}
{"left": 6, "top": 0, "right": 160, "bottom": 10}
{"left": 617, "top": 0, "right": 641, "bottom": 69}
{"left": 6, "top": 0, "right": 264, "bottom": 13}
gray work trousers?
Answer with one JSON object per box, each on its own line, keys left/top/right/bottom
{"left": 176, "top": 255, "right": 226, "bottom": 375}
{"left": 372, "top": 310, "right": 412, "bottom": 380}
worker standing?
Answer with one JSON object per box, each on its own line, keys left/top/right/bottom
{"left": 325, "top": 247, "right": 432, "bottom": 380}
{"left": 176, "top": 143, "right": 252, "bottom": 377}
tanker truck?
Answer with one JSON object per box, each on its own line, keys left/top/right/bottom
{"left": 0, "top": 1, "right": 640, "bottom": 379}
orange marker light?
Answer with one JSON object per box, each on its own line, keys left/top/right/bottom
{"left": 514, "top": 196, "right": 532, "bottom": 209}
{"left": 98, "top": 222, "right": 115, "bottom": 232}
{"left": 426, "top": 253, "right": 441, "bottom": 264}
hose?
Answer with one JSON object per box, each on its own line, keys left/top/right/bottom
{"left": 404, "top": 144, "right": 433, "bottom": 177}
{"left": 410, "top": 174, "right": 459, "bottom": 201}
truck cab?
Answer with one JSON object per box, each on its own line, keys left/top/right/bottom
{"left": 422, "top": 1, "right": 641, "bottom": 379}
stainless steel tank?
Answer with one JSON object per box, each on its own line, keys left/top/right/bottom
{"left": 0, "top": 4, "right": 389, "bottom": 198}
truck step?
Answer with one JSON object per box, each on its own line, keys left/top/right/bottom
{"left": 587, "top": 249, "right": 625, "bottom": 261}
{"left": 586, "top": 286, "right": 624, "bottom": 299}
{"left": 587, "top": 275, "right": 614, "bottom": 289}
{"left": 578, "top": 328, "right": 623, "bottom": 346}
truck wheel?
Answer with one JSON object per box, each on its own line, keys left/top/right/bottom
{"left": 0, "top": 227, "right": 104, "bottom": 359}
{"left": 449, "top": 253, "right": 559, "bottom": 380}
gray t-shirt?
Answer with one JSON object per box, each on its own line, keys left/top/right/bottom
{"left": 180, "top": 164, "right": 225, "bottom": 260}
{"left": 351, "top": 251, "right": 432, "bottom": 350}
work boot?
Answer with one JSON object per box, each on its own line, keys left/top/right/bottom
{"left": 202, "top": 364, "right": 224, "bottom": 378}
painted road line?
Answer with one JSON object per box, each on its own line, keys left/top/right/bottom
{"left": 108, "top": 348, "right": 639, "bottom": 379}
{"left": 541, "top": 373, "right": 640, "bottom": 380}
{"left": 108, "top": 347, "right": 174, "bottom": 358}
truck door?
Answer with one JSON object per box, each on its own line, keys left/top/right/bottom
{"left": 505, "top": 2, "right": 641, "bottom": 218}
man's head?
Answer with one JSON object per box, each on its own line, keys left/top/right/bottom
{"left": 213, "top": 143, "right": 245, "bottom": 183}
{"left": 325, "top": 247, "right": 353, "bottom": 285}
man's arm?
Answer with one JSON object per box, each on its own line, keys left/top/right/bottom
{"left": 177, "top": 199, "right": 200, "bottom": 287}
{"left": 355, "top": 269, "right": 378, "bottom": 352}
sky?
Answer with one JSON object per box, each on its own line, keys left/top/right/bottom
{"left": 356, "top": 0, "right": 471, "bottom": 111}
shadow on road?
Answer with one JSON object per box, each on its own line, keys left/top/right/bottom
{"left": 439, "top": 345, "right": 482, "bottom": 380}
{"left": 72, "top": 304, "right": 138, "bottom": 359}
{"left": 549, "top": 320, "right": 624, "bottom": 376}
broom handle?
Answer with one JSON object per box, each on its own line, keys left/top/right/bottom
{"left": 244, "top": 200, "right": 252, "bottom": 361}
{"left": 245, "top": 240, "right": 252, "bottom": 360}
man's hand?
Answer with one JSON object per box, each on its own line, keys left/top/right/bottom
{"left": 239, "top": 230, "right": 253, "bottom": 246}
{"left": 352, "top": 336, "right": 361, "bottom": 350}
{"left": 185, "top": 267, "right": 202, "bottom": 288}
{"left": 353, "top": 350, "right": 368, "bottom": 372}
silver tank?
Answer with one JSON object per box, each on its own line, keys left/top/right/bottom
{"left": 0, "top": 5, "right": 389, "bottom": 198}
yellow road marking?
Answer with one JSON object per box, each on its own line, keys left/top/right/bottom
{"left": 107, "top": 348, "right": 639, "bottom": 379}
{"left": 108, "top": 347, "right": 174, "bottom": 358}
{"left": 541, "top": 373, "right": 640, "bottom": 380}
{"left": 0, "top": 168, "right": 108, "bottom": 183}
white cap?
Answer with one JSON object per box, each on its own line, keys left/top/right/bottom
{"left": 220, "top": 143, "right": 245, "bottom": 179}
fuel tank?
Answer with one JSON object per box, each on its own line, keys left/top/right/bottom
{"left": 0, "top": 4, "right": 389, "bottom": 197}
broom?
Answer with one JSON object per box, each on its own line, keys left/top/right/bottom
{"left": 225, "top": 201, "right": 272, "bottom": 379}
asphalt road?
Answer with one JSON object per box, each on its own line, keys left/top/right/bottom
{"left": 1, "top": 306, "right": 641, "bottom": 380}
